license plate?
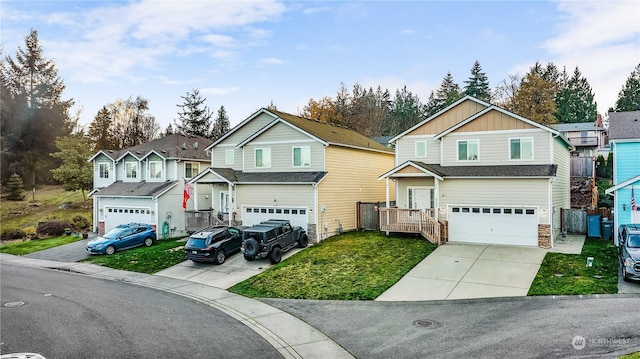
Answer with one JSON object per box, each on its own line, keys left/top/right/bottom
{"left": 192, "top": 251, "right": 198, "bottom": 254}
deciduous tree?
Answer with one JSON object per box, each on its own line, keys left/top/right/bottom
{"left": 513, "top": 62, "right": 558, "bottom": 125}
{"left": 50, "top": 134, "right": 93, "bottom": 201}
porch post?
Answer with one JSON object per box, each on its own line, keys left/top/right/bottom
{"left": 385, "top": 178, "right": 390, "bottom": 208}
{"left": 193, "top": 181, "right": 198, "bottom": 211}
{"left": 228, "top": 182, "right": 233, "bottom": 226}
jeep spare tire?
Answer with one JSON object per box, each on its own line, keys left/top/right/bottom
{"left": 243, "top": 238, "right": 259, "bottom": 257}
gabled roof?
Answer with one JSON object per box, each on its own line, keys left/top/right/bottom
{"left": 605, "top": 175, "right": 640, "bottom": 194}
{"left": 379, "top": 160, "right": 557, "bottom": 180}
{"left": 90, "top": 180, "right": 178, "bottom": 199}
{"left": 390, "top": 96, "right": 493, "bottom": 142}
{"left": 191, "top": 167, "right": 328, "bottom": 185}
{"left": 608, "top": 111, "right": 640, "bottom": 140}
{"left": 89, "top": 134, "right": 213, "bottom": 162}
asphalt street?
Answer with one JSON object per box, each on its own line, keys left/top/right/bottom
{"left": 262, "top": 296, "right": 640, "bottom": 359}
{"left": 1, "top": 264, "right": 282, "bottom": 359}
{"left": 23, "top": 236, "right": 93, "bottom": 262}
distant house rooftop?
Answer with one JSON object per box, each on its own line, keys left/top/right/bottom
{"left": 550, "top": 122, "right": 604, "bottom": 132}
{"left": 608, "top": 111, "right": 640, "bottom": 140}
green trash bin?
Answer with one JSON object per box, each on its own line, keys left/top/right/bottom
{"left": 601, "top": 218, "right": 613, "bottom": 240}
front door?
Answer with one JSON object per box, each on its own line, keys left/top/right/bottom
{"left": 409, "top": 188, "right": 432, "bottom": 210}
{"left": 220, "top": 191, "right": 229, "bottom": 213}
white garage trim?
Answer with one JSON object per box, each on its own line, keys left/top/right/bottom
{"left": 242, "top": 205, "right": 309, "bottom": 228}
{"left": 105, "top": 206, "right": 153, "bottom": 232}
{"left": 448, "top": 205, "right": 539, "bottom": 246}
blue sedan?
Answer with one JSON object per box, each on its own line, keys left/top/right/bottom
{"left": 86, "top": 223, "right": 156, "bottom": 255}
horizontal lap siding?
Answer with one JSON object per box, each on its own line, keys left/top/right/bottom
{"left": 94, "top": 153, "right": 115, "bottom": 188}
{"left": 613, "top": 143, "right": 640, "bottom": 226}
{"left": 236, "top": 184, "right": 315, "bottom": 222}
{"left": 552, "top": 137, "right": 571, "bottom": 239}
{"left": 243, "top": 122, "right": 324, "bottom": 172}
{"left": 319, "top": 146, "right": 395, "bottom": 237}
{"left": 440, "top": 178, "right": 550, "bottom": 224}
{"left": 395, "top": 136, "right": 440, "bottom": 166}
{"left": 396, "top": 178, "right": 435, "bottom": 209}
{"left": 211, "top": 113, "right": 275, "bottom": 169}
{"left": 441, "top": 130, "right": 551, "bottom": 166}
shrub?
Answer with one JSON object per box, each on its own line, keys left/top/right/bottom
{"left": 5, "top": 173, "right": 25, "bottom": 201}
{"left": 36, "top": 220, "right": 73, "bottom": 237}
{"left": 1, "top": 228, "right": 27, "bottom": 241}
{"left": 71, "top": 215, "right": 91, "bottom": 231}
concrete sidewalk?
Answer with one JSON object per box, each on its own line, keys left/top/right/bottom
{"left": 376, "top": 243, "right": 547, "bottom": 301}
{"left": 0, "top": 253, "right": 353, "bottom": 359}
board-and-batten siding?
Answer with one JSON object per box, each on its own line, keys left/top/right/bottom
{"left": 441, "top": 129, "right": 551, "bottom": 166}
{"left": 552, "top": 136, "right": 571, "bottom": 239}
{"left": 318, "top": 146, "right": 394, "bottom": 237}
{"left": 456, "top": 110, "right": 536, "bottom": 132}
{"left": 394, "top": 136, "right": 440, "bottom": 166}
{"left": 440, "top": 178, "right": 551, "bottom": 224}
{"left": 406, "top": 100, "right": 487, "bottom": 136}
{"left": 210, "top": 113, "right": 276, "bottom": 170}
{"left": 242, "top": 122, "right": 325, "bottom": 172}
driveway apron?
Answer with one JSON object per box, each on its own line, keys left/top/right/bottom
{"left": 376, "top": 243, "right": 546, "bottom": 301}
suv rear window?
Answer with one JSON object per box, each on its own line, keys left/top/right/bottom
{"left": 187, "top": 238, "right": 207, "bottom": 248}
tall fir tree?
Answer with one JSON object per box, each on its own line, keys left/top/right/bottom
{"left": 463, "top": 61, "right": 491, "bottom": 102}
{"left": 555, "top": 67, "right": 597, "bottom": 123}
{"left": 611, "top": 63, "right": 640, "bottom": 112}
{"left": 210, "top": 105, "right": 231, "bottom": 140}
{"left": 513, "top": 61, "right": 558, "bottom": 125}
{"left": 87, "top": 106, "right": 115, "bottom": 151}
{"left": 424, "top": 72, "right": 463, "bottom": 118}
{"left": 175, "top": 89, "right": 213, "bottom": 137}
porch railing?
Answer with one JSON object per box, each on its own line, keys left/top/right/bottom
{"left": 379, "top": 208, "right": 442, "bottom": 245}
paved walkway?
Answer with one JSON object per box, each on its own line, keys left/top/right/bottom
{"left": 376, "top": 243, "right": 547, "bottom": 301}
{"left": 0, "top": 253, "right": 354, "bottom": 359}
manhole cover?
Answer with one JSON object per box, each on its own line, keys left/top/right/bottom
{"left": 4, "top": 301, "right": 25, "bottom": 308}
{"left": 413, "top": 319, "right": 442, "bottom": 328}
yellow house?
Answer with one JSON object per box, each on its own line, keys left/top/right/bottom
{"left": 192, "top": 108, "right": 395, "bottom": 242}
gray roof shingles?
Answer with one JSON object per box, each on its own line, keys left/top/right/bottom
{"left": 411, "top": 162, "right": 557, "bottom": 178}
{"left": 99, "top": 134, "right": 213, "bottom": 161}
{"left": 93, "top": 180, "right": 178, "bottom": 197}
{"left": 608, "top": 111, "right": 640, "bottom": 140}
{"left": 209, "top": 168, "right": 327, "bottom": 183}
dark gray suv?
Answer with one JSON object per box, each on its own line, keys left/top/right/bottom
{"left": 241, "top": 219, "right": 308, "bottom": 264}
{"left": 618, "top": 224, "right": 640, "bottom": 282}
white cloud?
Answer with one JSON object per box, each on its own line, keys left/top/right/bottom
{"left": 201, "top": 86, "right": 240, "bottom": 96}
{"left": 543, "top": 0, "right": 640, "bottom": 112}
{"left": 260, "top": 58, "right": 284, "bottom": 65}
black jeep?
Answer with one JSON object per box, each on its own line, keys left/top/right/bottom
{"left": 241, "top": 219, "right": 308, "bottom": 264}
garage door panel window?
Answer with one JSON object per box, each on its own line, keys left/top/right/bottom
{"left": 510, "top": 138, "right": 533, "bottom": 160}
{"left": 448, "top": 206, "right": 538, "bottom": 246}
{"left": 457, "top": 140, "right": 479, "bottom": 161}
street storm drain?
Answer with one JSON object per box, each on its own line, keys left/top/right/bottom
{"left": 413, "top": 319, "right": 442, "bottom": 329}
{"left": 4, "top": 301, "right": 25, "bottom": 308}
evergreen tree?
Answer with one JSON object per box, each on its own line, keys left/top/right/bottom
{"left": 163, "top": 123, "right": 174, "bottom": 136}
{"left": 174, "top": 89, "right": 213, "bottom": 137}
{"left": 555, "top": 67, "right": 597, "bottom": 123}
{"left": 611, "top": 63, "right": 640, "bottom": 112}
{"left": 0, "top": 29, "right": 73, "bottom": 186}
{"left": 210, "top": 105, "right": 231, "bottom": 141}
{"left": 50, "top": 134, "right": 93, "bottom": 201}
{"left": 513, "top": 61, "right": 558, "bottom": 125}
{"left": 463, "top": 60, "right": 491, "bottom": 101}
{"left": 424, "top": 72, "right": 463, "bottom": 118}
{"left": 382, "top": 86, "right": 425, "bottom": 135}
{"left": 5, "top": 173, "right": 25, "bottom": 201}
{"left": 87, "top": 106, "right": 115, "bottom": 151}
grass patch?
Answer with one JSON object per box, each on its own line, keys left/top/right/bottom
{"left": 228, "top": 231, "right": 437, "bottom": 300}
{"left": 81, "top": 239, "right": 187, "bottom": 274}
{"left": 528, "top": 237, "right": 618, "bottom": 295}
{"left": 619, "top": 352, "right": 640, "bottom": 359}
{"left": 0, "top": 235, "right": 84, "bottom": 255}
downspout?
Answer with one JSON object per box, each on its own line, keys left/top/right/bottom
{"left": 313, "top": 182, "right": 319, "bottom": 243}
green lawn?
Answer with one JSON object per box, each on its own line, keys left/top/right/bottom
{"left": 528, "top": 237, "right": 619, "bottom": 295}
{"left": 80, "top": 239, "right": 187, "bottom": 274}
{"left": 0, "top": 235, "right": 84, "bottom": 255}
{"left": 228, "top": 231, "right": 437, "bottom": 300}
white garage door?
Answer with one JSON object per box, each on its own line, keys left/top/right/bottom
{"left": 448, "top": 206, "right": 538, "bottom": 246}
{"left": 242, "top": 206, "right": 309, "bottom": 228}
{"left": 105, "top": 206, "right": 153, "bottom": 232}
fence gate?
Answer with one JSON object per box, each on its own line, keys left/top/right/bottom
{"left": 357, "top": 201, "right": 395, "bottom": 230}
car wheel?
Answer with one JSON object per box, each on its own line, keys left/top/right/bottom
{"left": 143, "top": 237, "right": 154, "bottom": 247}
{"left": 215, "top": 250, "right": 226, "bottom": 265}
{"left": 244, "top": 254, "right": 254, "bottom": 261}
{"left": 297, "top": 234, "right": 308, "bottom": 248}
{"left": 622, "top": 268, "right": 631, "bottom": 282}
{"left": 105, "top": 245, "right": 116, "bottom": 255}
{"left": 269, "top": 247, "right": 282, "bottom": 264}
{"left": 243, "top": 238, "right": 259, "bottom": 257}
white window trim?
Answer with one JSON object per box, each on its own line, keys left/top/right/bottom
{"left": 255, "top": 148, "right": 271, "bottom": 168}
{"left": 456, "top": 139, "right": 479, "bottom": 162}
{"left": 184, "top": 162, "right": 200, "bottom": 178}
{"left": 415, "top": 141, "right": 427, "bottom": 158}
{"left": 148, "top": 160, "right": 163, "bottom": 180}
{"left": 407, "top": 186, "right": 435, "bottom": 209}
{"left": 99, "top": 162, "right": 110, "bottom": 179}
{"left": 292, "top": 146, "right": 311, "bottom": 168}
{"left": 225, "top": 149, "right": 234, "bottom": 166}
{"left": 125, "top": 161, "right": 139, "bottom": 180}
{"left": 509, "top": 137, "right": 534, "bottom": 161}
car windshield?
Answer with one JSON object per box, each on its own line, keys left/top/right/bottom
{"left": 187, "top": 238, "right": 207, "bottom": 248}
{"left": 628, "top": 234, "right": 640, "bottom": 248}
{"left": 102, "top": 227, "right": 125, "bottom": 239}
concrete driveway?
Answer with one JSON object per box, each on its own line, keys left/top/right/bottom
{"left": 154, "top": 247, "right": 303, "bottom": 289}
{"left": 376, "top": 243, "right": 546, "bottom": 301}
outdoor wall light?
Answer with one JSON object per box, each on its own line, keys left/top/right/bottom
{"left": 623, "top": 203, "right": 627, "bottom": 211}
{"left": 274, "top": 199, "right": 278, "bottom": 206}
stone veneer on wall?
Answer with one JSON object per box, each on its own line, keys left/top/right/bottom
{"left": 538, "top": 224, "right": 552, "bottom": 249}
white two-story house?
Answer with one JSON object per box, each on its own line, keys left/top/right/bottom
{"left": 379, "top": 96, "right": 573, "bottom": 248}
{"left": 88, "top": 134, "right": 212, "bottom": 237}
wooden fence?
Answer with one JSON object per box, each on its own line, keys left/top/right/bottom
{"left": 570, "top": 156, "right": 594, "bottom": 177}
{"left": 356, "top": 201, "right": 395, "bottom": 230}
{"left": 560, "top": 208, "right": 612, "bottom": 234}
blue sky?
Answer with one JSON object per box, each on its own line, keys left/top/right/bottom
{"left": 2, "top": 1, "right": 639, "bottom": 130}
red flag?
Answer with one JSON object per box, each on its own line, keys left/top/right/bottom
{"left": 183, "top": 180, "right": 193, "bottom": 210}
